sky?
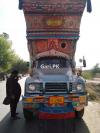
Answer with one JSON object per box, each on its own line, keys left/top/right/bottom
{"left": 0, "top": 0, "right": 100, "bottom": 70}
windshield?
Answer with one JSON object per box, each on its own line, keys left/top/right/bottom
{"left": 37, "top": 57, "right": 70, "bottom": 69}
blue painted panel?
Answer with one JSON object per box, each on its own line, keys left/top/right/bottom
{"left": 39, "top": 103, "right": 74, "bottom": 114}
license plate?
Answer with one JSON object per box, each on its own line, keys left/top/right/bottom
{"left": 49, "top": 96, "right": 64, "bottom": 106}
{"left": 79, "top": 96, "right": 86, "bottom": 103}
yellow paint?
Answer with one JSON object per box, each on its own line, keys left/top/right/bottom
{"left": 24, "top": 98, "right": 33, "bottom": 103}
{"left": 34, "top": 96, "right": 45, "bottom": 102}
{"left": 79, "top": 96, "right": 86, "bottom": 103}
{"left": 49, "top": 96, "right": 64, "bottom": 105}
{"left": 46, "top": 19, "right": 63, "bottom": 27}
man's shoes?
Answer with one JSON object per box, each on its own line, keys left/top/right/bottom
{"left": 16, "top": 112, "right": 19, "bottom": 115}
{"left": 11, "top": 116, "right": 21, "bottom": 120}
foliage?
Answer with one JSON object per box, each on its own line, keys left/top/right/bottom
{"left": 91, "top": 63, "right": 100, "bottom": 77}
{"left": 10, "top": 59, "right": 29, "bottom": 74}
{"left": 1, "top": 32, "right": 9, "bottom": 39}
{"left": 82, "top": 63, "right": 100, "bottom": 79}
{"left": 0, "top": 36, "right": 16, "bottom": 72}
{"left": 0, "top": 33, "right": 28, "bottom": 74}
{"left": 82, "top": 70, "right": 93, "bottom": 79}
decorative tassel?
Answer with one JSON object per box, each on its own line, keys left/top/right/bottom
{"left": 87, "top": 0, "right": 92, "bottom": 13}
{"left": 19, "top": 0, "right": 23, "bottom": 10}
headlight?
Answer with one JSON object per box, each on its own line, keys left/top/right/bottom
{"left": 29, "top": 84, "right": 36, "bottom": 91}
{"left": 77, "top": 84, "right": 84, "bottom": 91}
{"left": 26, "top": 83, "right": 43, "bottom": 93}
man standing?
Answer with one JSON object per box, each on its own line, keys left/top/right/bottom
{"left": 6, "top": 70, "right": 21, "bottom": 120}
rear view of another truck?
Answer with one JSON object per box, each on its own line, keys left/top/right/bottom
{"left": 19, "top": 0, "right": 92, "bottom": 120}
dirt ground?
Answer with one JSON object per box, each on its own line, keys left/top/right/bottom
{"left": 83, "top": 101, "right": 100, "bottom": 133}
{"left": 82, "top": 82, "right": 100, "bottom": 133}
{"left": 86, "top": 82, "right": 100, "bottom": 102}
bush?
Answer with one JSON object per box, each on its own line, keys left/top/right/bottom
{"left": 82, "top": 71, "right": 93, "bottom": 79}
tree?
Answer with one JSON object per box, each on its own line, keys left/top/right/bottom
{"left": 0, "top": 33, "right": 9, "bottom": 39}
{"left": 91, "top": 63, "right": 100, "bottom": 77}
{"left": 0, "top": 35, "right": 18, "bottom": 72}
{"left": 3, "top": 32, "right": 9, "bottom": 39}
{"left": 0, "top": 33, "right": 29, "bottom": 74}
{"left": 11, "top": 59, "right": 29, "bottom": 74}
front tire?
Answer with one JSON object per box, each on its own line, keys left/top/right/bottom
{"left": 75, "top": 108, "right": 84, "bottom": 119}
{"left": 23, "top": 109, "right": 33, "bottom": 121}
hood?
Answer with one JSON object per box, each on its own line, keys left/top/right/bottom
{"left": 26, "top": 68, "right": 77, "bottom": 83}
{"left": 26, "top": 68, "right": 85, "bottom": 85}
{"left": 39, "top": 74, "right": 68, "bottom": 82}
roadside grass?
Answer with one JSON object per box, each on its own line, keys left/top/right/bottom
{"left": 86, "top": 83, "right": 100, "bottom": 102}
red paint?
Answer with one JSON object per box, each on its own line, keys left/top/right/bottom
{"left": 39, "top": 112, "right": 75, "bottom": 119}
{"left": 31, "top": 39, "right": 74, "bottom": 56}
{"left": 23, "top": 0, "right": 86, "bottom": 14}
{"left": 25, "top": 15, "right": 81, "bottom": 32}
{"left": 23, "top": 106, "right": 33, "bottom": 109}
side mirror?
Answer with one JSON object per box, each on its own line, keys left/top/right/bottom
{"left": 83, "top": 59, "right": 86, "bottom": 67}
{"left": 79, "top": 56, "right": 86, "bottom": 67}
{"left": 83, "top": 56, "right": 86, "bottom": 67}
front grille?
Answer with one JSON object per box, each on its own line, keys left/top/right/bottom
{"left": 45, "top": 83, "right": 68, "bottom": 92}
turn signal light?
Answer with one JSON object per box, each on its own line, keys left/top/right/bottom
{"left": 24, "top": 98, "right": 33, "bottom": 103}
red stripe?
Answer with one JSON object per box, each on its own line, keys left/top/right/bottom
{"left": 39, "top": 112, "right": 75, "bottom": 119}
{"left": 23, "top": 106, "right": 33, "bottom": 109}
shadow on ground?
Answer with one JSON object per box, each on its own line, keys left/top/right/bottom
{"left": 0, "top": 101, "right": 90, "bottom": 133}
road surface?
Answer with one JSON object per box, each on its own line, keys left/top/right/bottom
{"left": 0, "top": 78, "right": 100, "bottom": 133}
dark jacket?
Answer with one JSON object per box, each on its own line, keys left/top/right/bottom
{"left": 6, "top": 76, "right": 21, "bottom": 100}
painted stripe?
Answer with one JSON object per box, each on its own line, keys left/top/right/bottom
{"left": 27, "top": 36, "right": 79, "bottom": 39}
{"left": 39, "top": 112, "right": 75, "bottom": 119}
